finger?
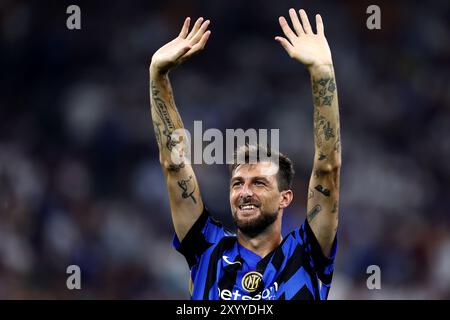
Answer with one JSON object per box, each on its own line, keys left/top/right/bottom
{"left": 288, "top": 8, "right": 304, "bottom": 36}
{"left": 178, "top": 17, "right": 191, "bottom": 38}
{"left": 185, "top": 30, "right": 211, "bottom": 57}
{"left": 275, "top": 36, "right": 294, "bottom": 57}
{"left": 187, "top": 17, "right": 204, "bottom": 40}
{"left": 299, "top": 9, "right": 313, "bottom": 34}
{"left": 278, "top": 16, "right": 296, "bottom": 43}
{"left": 316, "top": 14, "right": 324, "bottom": 35}
{"left": 190, "top": 20, "right": 210, "bottom": 45}
{"left": 198, "top": 30, "right": 211, "bottom": 50}
{"left": 175, "top": 43, "right": 193, "bottom": 59}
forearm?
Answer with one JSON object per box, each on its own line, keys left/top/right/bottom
{"left": 309, "top": 64, "right": 341, "bottom": 171}
{"left": 306, "top": 65, "right": 340, "bottom": 256}
{"left": 150, "top": 67, "right": 187, "bottom": 172}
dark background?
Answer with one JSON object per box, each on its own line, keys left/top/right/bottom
{"left": 0, "top": 0, "right": 449, "bottom": 299}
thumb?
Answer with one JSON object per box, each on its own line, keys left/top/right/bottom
{"left": 275, "top": 36, "right": 293, "bottom": 57}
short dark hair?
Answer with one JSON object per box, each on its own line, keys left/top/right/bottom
{"left": 229, "top": 144, "right": 295, "bottom": 191}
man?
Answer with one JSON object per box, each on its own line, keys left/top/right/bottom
{"left": 149, "top": 8, "right": 341, "bottom": 300}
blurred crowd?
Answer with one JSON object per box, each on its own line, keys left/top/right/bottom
{"left": 0, "top": 0, "right": 449, "bottom": 299}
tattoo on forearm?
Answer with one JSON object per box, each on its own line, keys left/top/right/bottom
{"left": 314, "top": 169, "right": 322, "bottom": 179}
{"left": 331, "top": 201, "right": 338, "bottom": 213}
{"left": 150, "top": 80, "right": 180, "bottom": 151}
{"left": 153, "top": 120, "right": 162, "bottom": 147}
{"left": 151, "top": 81, "right": 175, "bottom": 131}
{"left": 312, "top": 74, "right": 341, "bottom": 163}
{"left": 314, "top": 109, "right": 336, "bottom": 150}
{"left": 314, "top": 169, "right": 330, "bottom": 179}
{"left": 308, "top": 188, "right": 315, "bottom": 199}
{"left": 322, "top": 95, "right": 333, "bottom": 106}
{"left": 323, "top": 121, "right": 335, "bottom": 141}
{"left": 307, "top": 204, "right": 322, "bottom": 223}
{"left": 168, "top": 163, "right": 185, "bottom": 172}
{"left": 312, "top": 77, "right": 335, "bottom": 107}
{"left": 334, "top": 132, "right": 341, "bottom": 153}
{"left": 315, "top": 184, "right": 331, "bottom": 197}
{"left": 314, "top": 110, "right": 326, "bottom": 148}
{"left": 178, "top": 175, "right": 197, "bottom": 204}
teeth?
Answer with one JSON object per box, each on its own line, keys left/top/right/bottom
{"left": 239, "top": 205, "right": 256, "bottom": 210}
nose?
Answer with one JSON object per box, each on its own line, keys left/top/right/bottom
{"left": 239, "top": 182, "right": 254, "bottom": 199}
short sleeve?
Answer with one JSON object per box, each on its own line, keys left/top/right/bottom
{"left": 295, "top": 219, "right": 338, "bottom": 285}
{"left": 173, "top": 206, "right": 226, "bottom": 269}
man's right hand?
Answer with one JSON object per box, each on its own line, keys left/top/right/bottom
{"left": 150, "top": 17, "right": 211, "bottom": 75}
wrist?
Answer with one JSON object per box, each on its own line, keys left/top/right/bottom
{"left": 307, "top": 62, "right": 334, "bottom": 75}
{"left": 149, "top": 63, "right": 169, "bottom": 78}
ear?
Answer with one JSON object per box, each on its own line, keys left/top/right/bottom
{"left": 279, "top": 189, "right": 293, "bottom": 209}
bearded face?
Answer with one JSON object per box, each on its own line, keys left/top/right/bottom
{"left": 229, "top": 162, "right": 284, "bottom": 237}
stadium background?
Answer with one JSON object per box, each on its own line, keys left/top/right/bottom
{"left": 0, "top": 0, "right": 449, "bottom": 299}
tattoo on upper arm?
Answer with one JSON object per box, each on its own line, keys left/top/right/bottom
{"left": 314, "top": 184, "right": 331, "bottom": 197}
{"left": 178, "top": 175, "right": 197, "bottom": 204}
{"left": 307, "top": 204, "right": 322, "bottom": 223}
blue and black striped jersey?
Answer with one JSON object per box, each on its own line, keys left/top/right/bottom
{"left": 173, "top": 206, "right": 337, "bottom": 300}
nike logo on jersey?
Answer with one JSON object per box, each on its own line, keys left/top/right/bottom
{"left": 223, "top": 255, "right": 242, "bottom": 266}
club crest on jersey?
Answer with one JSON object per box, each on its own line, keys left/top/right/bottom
{"left": 242, "top": 271, "right": 263, "bottom": 292}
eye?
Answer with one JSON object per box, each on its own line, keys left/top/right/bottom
{"left": 232, "top": 181, "right": 243, "bottom": 187}
{"left": 254, "top": 180, "right": 265, "bottom": 186}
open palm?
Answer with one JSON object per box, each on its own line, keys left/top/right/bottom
{"left": 275, "top": 9, "right": 332, "bottom": 68}
{"left": 151, "top": 17, "right": 211, "bottom": 74}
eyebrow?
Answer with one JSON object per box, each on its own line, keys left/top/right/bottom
{"left": 230, "top": 177, "right": 244, "bottom": 184}
{"left": 230, "top": 176, "right": 271, "bottom": 184}
{"left": 253, "top": 176, "right": 270, "bottom": 183}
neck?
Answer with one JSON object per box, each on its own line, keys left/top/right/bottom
{"left": 237, "top": 217, "right": 283, "bottom": 258}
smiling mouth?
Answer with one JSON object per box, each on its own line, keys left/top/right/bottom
{"left": 238, "top": 204, "right": 260, "bottom": 211}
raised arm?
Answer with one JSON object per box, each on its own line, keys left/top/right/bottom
{"left": 150, "top": 17, "right": 211, "bottom": 241}
{"left": 275, "top": 9, "right": 341, "bottom": 256}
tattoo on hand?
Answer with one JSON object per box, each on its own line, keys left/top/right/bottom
{"left": 178, "top": 175, "right": 197, "bottom": 204}
{"left": 307, "top": 204, "right": 322, "bottom": 223}
{"left": 315, "top": 184, "right": 331, "bottom": 197}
